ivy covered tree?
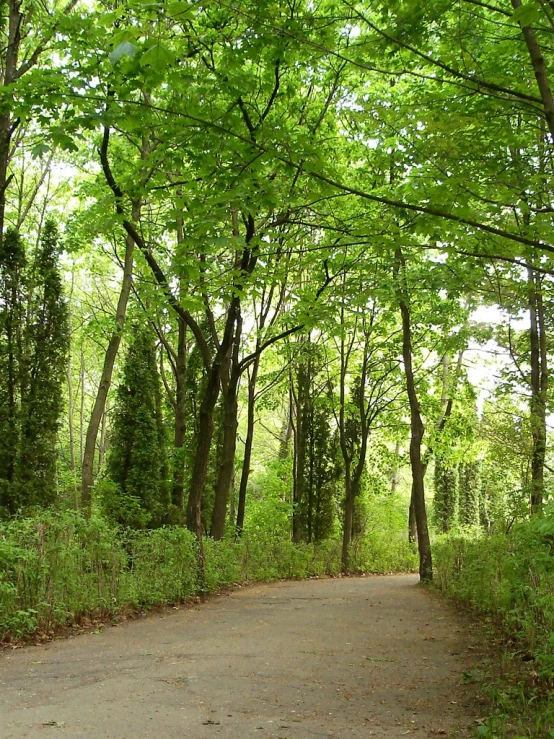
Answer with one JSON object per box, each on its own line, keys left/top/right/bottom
{"left": 105, "top": 325, "right": 169, "bottom": 528}
{"left": 458, "top": 461, "right": 481, "bottom": 528}
{"left": 292, "top": 337, "right": 339, "bottom": 543}
{"left": 434, "top": 458, "right": 459, "bottom": 534}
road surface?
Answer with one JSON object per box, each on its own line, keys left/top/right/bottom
{"left": 0, "top": 575, "right": 484, "bottom": 738}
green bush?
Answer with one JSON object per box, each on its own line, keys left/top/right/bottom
{"left": 0, "top": 510, "right": 415, "bottom": 641}
{"left": 434, "top": 517, "right": 554, "bottom": 680}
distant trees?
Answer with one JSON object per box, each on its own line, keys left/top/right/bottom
{"left": 0, "top": 0, "right": 553, "bottom": 589}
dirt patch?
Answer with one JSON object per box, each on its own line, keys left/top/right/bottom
{"left": 0, "top": 575, "right": 488, "bottom": 738}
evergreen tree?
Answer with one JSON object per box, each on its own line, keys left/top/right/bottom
{"left": 15, "top": 221, "right": 69, "bottom": 508}
{"left": 434, "top": 457, "right": 458, "bottom": 533}
{"left": 293, "top": 343, "right": 339, "bottom": 543}
{"left": 0, "top": 223, "right": 68, "bottom": 514}
{"left": 106, "top": 325, "right": 169, "bottom": 528}
{"left": 0, "top": 230, "right": 26, "bottom": 513}
{"left": 309, "top": 399, "right": 340, "bottom": 542}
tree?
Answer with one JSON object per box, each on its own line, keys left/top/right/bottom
{"left": 0, "top": 221, "right": 68, "bottom": 513}
{"left": 434, "top": 458, "right": 458, "bottom": 534}
{"left": 105, "top": 324, "right": 169, "bottom": 528}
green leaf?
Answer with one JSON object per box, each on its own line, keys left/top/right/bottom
{"left": 109, "top": 41, "right": 138, "bottom": 64}
{"left": 167, "top": 1, "right": 193, "bottom": 18}
{"left": 140, "top": 44, "right": 174, "bottom": 72}
{"left": 31, "top": 143, "right": 50, "bottom": 159}
{"left": 511, "top": 2, "right": 542, "bottom": 25}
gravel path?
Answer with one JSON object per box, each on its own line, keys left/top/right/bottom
{"left": 0, "top": 575, "right": 484, "bottom": 738}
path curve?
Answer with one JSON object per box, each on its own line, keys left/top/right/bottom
{"left": 0, "top": 575, "right": 484, "bottom": 738}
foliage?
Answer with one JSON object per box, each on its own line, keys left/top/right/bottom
{"left": 0, "top": 509, "right": 415, "bottom": 640}
{"left": 434, "top": 457, "right": 459, "bottom": 533}
{"left": 0, "top": 222, "right": 69, "bottom": 515}
{"left": 105, "top": 324, "right": 170, "bottom": 528}
{"left": 435, "top": 516, "right": 554, "bottom": 681}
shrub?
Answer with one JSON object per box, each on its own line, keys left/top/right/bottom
{"left": 434, "top": 516, "right": 554, "bottom": 680}
{"left": 0, "top": 509, "right": 415, "bottom": 641}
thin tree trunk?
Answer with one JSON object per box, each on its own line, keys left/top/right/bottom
{"left": 97, "top": 405, "right": 108, "bottom": 474}
{"left": 67, "top": 366, "right": 76, "bottom": 473}
{"left": 341, "top": 462, "right": 353, "bottom": 572}
{"left": 79, "top": 345, "right": 85, "bottom": 467}
{"left": 172, "top": 318, "right": 187, "bottom": 511}
{"left": 236, "top": 355, "right": 260, "bottom": 535}
{"left": 292, "top": 360, "right": 309, "bottom": 543}
{"left": 528, "top": 268, "right": 547, "bottom": 514}
{"left": 278, "top": 414, "right": 293, "bottom": 459}
{"left": 408, "top": 493, "right": 417, "bottom": 545}
{"left": 0, "top": 1, "right": 23, "bottom": 240}
{"left": 307, "top": 406, "right": 315, "bottom": 543}
{"left": 512, "top": 0, "right": 554, "bottom": 140}
{"left": 81, "top": 204, "right": 138, "bottom": 513}
{"left": 66, "top": 271, "right": 76, "bottom": 479}
{"left": 396, "top": 248, "right": 432, "bottom": 581}
{"left": 186, "top": 363, "right": 221, "bottom": 539}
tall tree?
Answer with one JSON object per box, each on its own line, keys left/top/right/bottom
{"left": 106, "top": 324, "right": 169, "bottom": 528}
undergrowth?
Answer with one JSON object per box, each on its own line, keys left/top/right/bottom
{"left": 434, "top": 516, "right": 554, "bottom": 738}
{"left": 0, "top": 510, "right": 417, "bottom": 640}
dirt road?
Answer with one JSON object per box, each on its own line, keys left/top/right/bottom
{"left": 0, "top": 575, "right": 485, "bottom": 738}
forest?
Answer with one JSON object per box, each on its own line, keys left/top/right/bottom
{"left": 1, "top": 0, "right": 554, "bottom": 733}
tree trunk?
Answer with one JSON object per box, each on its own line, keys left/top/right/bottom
{"left": 211, "top": 364, "right": 240, "bottom": 540}
{"left": 341, "top": 462, "right": 353, "bottom": 572}
{"left": 186, "top": 361, "right": 221, "bottom": 539}
{"left": 67, "top": 366, "right": 76, "bottom": 469}
{"left": 292, "top": 360, "right": 309, "bottom": 543}
{"left": 0, "top": 1, "right": 23, "bottom": 240}
{"left": 278, "top": 413, "right": 293, "bottom": 459}
{"left": 97, "top": 405, "right": 108, "bottom": 474}
{"left": 528, "top": 267, "right": 547, "bottom": 514}
{"left": 66, "top": 272, "right": 76, "bottom": 482}
{"left": 79, "top": 345, "right": 85, "bottom": 465}
{"left": 172, "top": 317, "right": 187, "bottom": 511}
{"left": 511, "top": 0, "right": 554, "bottom": 141}
{"left": 396, "top": 248, "right": 432, "bottom": 581}
{"left": 211, "top": 311, "right": 243, "bottom": 540}
{"left": 81, "top": 213, "right": 137, "bottom": 513}
{"left": 236, "top": 355, "right": 260, "bottom": 535}
{"left": 408, "top": 493, "right": 417, "bottom": 545}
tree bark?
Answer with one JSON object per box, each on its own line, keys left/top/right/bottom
{"left": 341, "top": 461, "right": 353, "bottom": 571}
{"left": 211, "top": 362, "right": 240, "bottom": 540}
{"left": 172, "top": 317, "right": 187, "bottom": 511}
{"left": 236, "top": 355, "right": 260, "bottom": 535}
{"left": 396, "top": 249, "right": 432, "bottom": 581}
{"left": 511, "top": 0, "right": 554, "bottom": 141}
{"left": 0, "top": 1, "right": 23, "bottom": 240}
{"left": 408, "top": 493, "right": 417, "bottom": 545}
{"left": 81, "top": 206, "right": 137, "bottom": 512}
{"left": 292, "top": 356, "right": 309, "bottom": 543}
{"left": 211, "top": 311, "right": 242, "bottom": 540}
{"left": 278, "top": 413, "right": 293, "bottom": 459}
{"left": 185, "top": 359, "right": 221, "bottom": 538}
{"left": 528, "top": 267, "right": 547, "bottom": 514}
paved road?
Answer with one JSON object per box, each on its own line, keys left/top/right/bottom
{"left": 0, "top": 575, "right": 483, "bottom": 738}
